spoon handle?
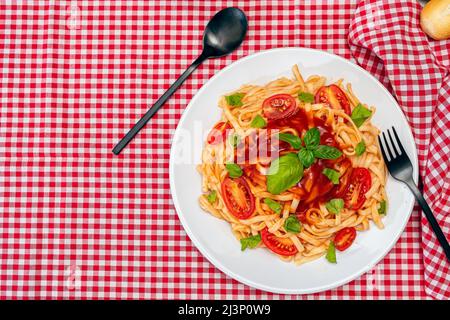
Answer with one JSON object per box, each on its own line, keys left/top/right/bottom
{"left": 112, "top": 52, "right": 209, "bottom": 155}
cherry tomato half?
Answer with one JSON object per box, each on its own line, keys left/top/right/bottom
{"left": 207, "top": 122, "right": 232, "bottom": 145}
{"left": 267, "top": 107, "right": 307, "bottom": 134}
{"left": 262, "top": 94, "right": 297, "bottom": 121}
{"left": 334, "top": 227, "right": 356, "bottom": 251}
{"left": 328, "top": 159, "right": 353, "bottom": 200}
{"left": 343, "top": 167, "right": 371, "bottom": 210}
{"left": 221, "top": 176, "right": 255, "bottom": 220}
{"left": 261, "top": 228, "right": 298, "bottom": 256}
{"left": 314, "top": 85, "right": 351, "bottom": 115}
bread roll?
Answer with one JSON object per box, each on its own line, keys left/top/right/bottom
{"left": 420, "top": 0, "right": 450, "bottom": 40}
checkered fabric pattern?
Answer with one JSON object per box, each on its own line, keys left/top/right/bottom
{"left": 348, "top": 0, "right": 450, "bottom": 300}
{"left": 1, "top": 0, "right": 445, "bottom": 299}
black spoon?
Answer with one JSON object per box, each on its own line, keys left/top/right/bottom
{"left": 112, "top": 7, "right": 248, "bottom": 155}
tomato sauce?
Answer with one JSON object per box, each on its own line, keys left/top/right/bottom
{"left": 267, "top": 108, "right": 309, "bottom": 134}
{"left": 266, "top": 107, "right": 351, "bottom": 221}
{"left": 295, "top": 158, "right": 350, "bottom": 220}
{"left": 315, "top": 119, "right": 338, "bottom": 147}
{"left": 269, "top": 111, "right": 349, "bottom": 218}
{"left": 267, "top": 108, "right": 336, "bottom": 146}
{"left": 235, "top": 128, "right": 291, "bottom": 165}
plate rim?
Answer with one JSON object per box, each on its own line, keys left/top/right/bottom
{"left": 169, "top": 47, "right": 419, "bottom": 294}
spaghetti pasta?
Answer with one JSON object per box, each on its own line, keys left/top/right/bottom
{"left": 197, "top": 65, "right": 387, "bottom": 265}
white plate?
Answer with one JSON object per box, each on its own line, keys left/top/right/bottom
{"left": 169, "top": 48, "right": 418, "bottom": 294}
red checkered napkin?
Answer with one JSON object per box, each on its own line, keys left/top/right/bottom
{"left": 348, "top": 0, "right": 450, "bottom": 300}
{"left": 0, "top": 0, "right": 437, "bottom": 300}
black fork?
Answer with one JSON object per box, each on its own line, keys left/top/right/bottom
{"left": 378, "top": 127, "right": 450, "bottom": 262}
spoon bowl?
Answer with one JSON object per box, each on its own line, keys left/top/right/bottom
{"left": 203, "top": 7, "right": 248, "bottom": 57}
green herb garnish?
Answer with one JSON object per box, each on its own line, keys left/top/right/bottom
{"left": 378, "top": 200, "right": 387, "bottom": 215}
{"left": 298, "top": 148, "right": 315, "bottom": 167}
{"left": 351, "top": 104, "right": 372, "bottom": 127}
{"left": 296, "top": 127, "right": 342, "bottom": 168}
{"left": 298, "top": 92, "right": 314, "bottom": 103}
{"left": 303, "top": 127, "right": 320, "bottom": 149}
{"left": 326, "top": 241, "right": 337, "bottom": 263}
{"left": 279, "top": 133, "right": 302, "bottom": 149}
{"left": 206, "top": 190, "right": 217, "bottom": 204}
{"left": 322, "top": 168, "right": 340, "bottom": 184}
{"left": 313, "top": 145, "right": 342, "bottom": 159}
{"left": 225, "top": 93, "right": 245, "bottom": 107}
{"left": 326, "top": 198, "right": 344, "bottom": 215}
{"left": 284, "top": 215, "right": 302, "bottom": 233}
{"left": 267, "top": 153, "right": 304, "bottom": 195}
{"left": 264, "top": 198, "right": 282, "bottom": 214}
{"left": 225, "top": 163, "right": 243, "bottom": 178}
{"left": 355, "top": 140, "right": 366, "bottom": 156}
{"left": 229, "top": 133, "right": 240, "bottom": 147}
{"left": 250, "top": 114, "right": 267, "bottom": 128}
{"left": 240, "top": 234, "right": 261, "bottom": 251}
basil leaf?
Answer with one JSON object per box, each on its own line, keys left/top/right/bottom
{"left": 298, "top": 148, "right": 315, "bottom": 167}
{"left": 264, "top": 198, "right": 282, "bottom": 214}
{"left": 303, "top": 127, "right": 320, "bottom": 149}
{"left": 326, "top": 241, "right": 337, "bottom": 263}
{"left": 225, "top": 93, "right": 245, "bottom": 107}
{"left": 378, "top": 200, "right": 387, "bottom": 215}
{"left": 240, "top": 234, "right": 261, "bottom": 251}
{"left": 355, "top": 140, "right": 366, "bottom": 156}
{"left": 326, "top": 198, "right": 344, "bottom": 215}
{"left": 322, "top": 168, "right": 340, "bottom": 184}
{"left": 313, "top": 145, "right": 342, "bottom": 159}
{"left": 206, "top": 190, "right": 217, "bottom": 204}
{"left": 298, "top": 92, "right": 314, "bottom": 103}
{"left": 351, "top": 104, "right": 372, "bottom": 127}
{"left": 225, "top": 163, "right": 243, "bottom": 178}
{"left": 267, "top": 153, "right": 304, "bottom": 195}
{"left": 279, "top": 133, "right": 302, "bottom": 149}
{"left": 228, "top": 133, "right": 240, "bottom": 147}
{"left": 250, "top": 114, "right": 267, "bottom": 128}
{"left": 284, "top": 215, "right": 302, "bottom": 233}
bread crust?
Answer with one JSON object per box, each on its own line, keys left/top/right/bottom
{"left": 420, "top": 0, "right": 450, "bottom": 40}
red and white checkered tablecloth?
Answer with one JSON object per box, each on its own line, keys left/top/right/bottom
{"left": 1, "top": 0, "right": 448, "bottom": 300}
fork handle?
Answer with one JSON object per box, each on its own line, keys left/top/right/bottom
{"left": 405, "top": 179, "right": 450, "bottom": 262}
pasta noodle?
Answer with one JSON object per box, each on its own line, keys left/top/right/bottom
{"left": 197, "top": 65, "right": 387, "bottom": 265}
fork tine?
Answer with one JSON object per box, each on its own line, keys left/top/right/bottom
{"left": 378, "top": 135, "right": 390, "bottom": 164}
{"left": 387, "top": 129, "right": 400, "bottom": 158}
{"left": 391, "top": 126, "right": 406, "bottom": 156}
{"left": 382, "top": 132, "right": 394, "bottom": 160}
